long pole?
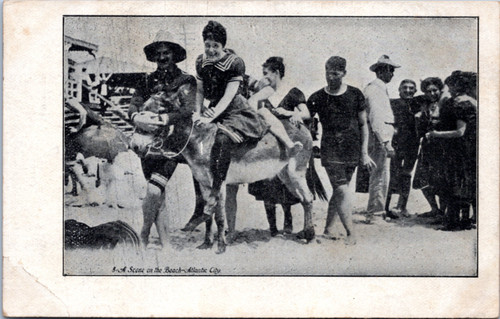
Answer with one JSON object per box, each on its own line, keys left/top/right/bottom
{"left": 81, "top": 83, "right": 130, "bottom": 122}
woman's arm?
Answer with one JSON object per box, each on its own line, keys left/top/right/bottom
{"left": 295, "top": 103, "right": 311, "bottom": 121}
{"left": 428, "top": 120, "right": 466, "bottom": 138}
{"left": 203, "top": 81, "right": 240, "bottom": 121}
{"left": 284, "top": 103, "right": 311, "bottom": 126}
{"left": 194, "top": 79, "right": 204, "bottom": 115}
{"left": 247, "top": 86, "right": 274, "bottom": 109}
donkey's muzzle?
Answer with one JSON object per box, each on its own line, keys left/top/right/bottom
{"left": 129, "top": 132, "right": 155, "bottom": 157}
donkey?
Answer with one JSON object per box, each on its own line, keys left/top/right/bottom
{"left": 133, "top": 88, "right": 316, "bottom": 253}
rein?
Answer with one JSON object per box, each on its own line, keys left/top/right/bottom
{"left": 145, "top": 120, "right": 195, "bottom": 159}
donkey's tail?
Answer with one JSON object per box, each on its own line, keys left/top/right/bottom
{"left": 306, "top": 156, "right": 328, "bottom": 201}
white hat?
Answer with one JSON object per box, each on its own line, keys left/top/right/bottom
{"left": 369, "top": 55, "right": 401, "bottom": 72}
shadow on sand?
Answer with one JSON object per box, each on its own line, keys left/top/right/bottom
{"left": 352, "top": 210, "right": 447, "bottom": 231}
{"left": 165, "top": 227, "right": 311, "bottom": 251}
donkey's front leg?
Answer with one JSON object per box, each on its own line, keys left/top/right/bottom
{"left": 287, "top": 166, "right": 315, "bottom": 242}
{"left": 215, "top": 187, "right": 227, "bottom": 254}
{"left": 197, "top": 217, "right": 213, "bottom": 250}
{"left": 182, "top": 184, "right": 214, "bottom": 232}
{"left": 299, "top": 200, "right": 315, "bottom": 242}
{"left": 195, "top": 183, "right": 215, "bottom": 249}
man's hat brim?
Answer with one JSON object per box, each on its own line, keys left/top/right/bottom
{"left": 144, "top": 41, "right": 186, "bottom": 63}
{"left": 369, "top": 61, "right": 401, "bottom": 72}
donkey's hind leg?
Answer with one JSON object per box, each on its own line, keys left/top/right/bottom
{"left": 279, "top": 162, "right": 315, "bottom": 242}
{"left": 225, "top": 184, "right": 239, "bottom": 243}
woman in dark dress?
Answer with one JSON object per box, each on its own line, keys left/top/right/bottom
{"left": 413, "top": 77, "right": 447, "bottom": 218}
{"left": 192, "top": 21, "right": 269, "bottom": 223}
{"left": 427, "top": 71, "right": 477, "bottom": 230}
{"left": 246, "top": 57, "right": 311, "bottom": 236}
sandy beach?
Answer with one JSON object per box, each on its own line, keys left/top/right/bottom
{"left": 64, "top": 156, "right": 477, "bottom": 277}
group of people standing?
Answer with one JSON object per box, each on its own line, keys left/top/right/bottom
{"left": 371, "top": 70, "right": 477, "bottom": 231}
{"left": 118, "top": 20, "right": 476, "bottom": 246}
{"left": 404, "top": 74, "right": 477, "bottom": 231}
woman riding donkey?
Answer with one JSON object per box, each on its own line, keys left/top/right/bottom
{"left": 128, "top": 30, "right": 205, "bottom": 247}
{"left": 131, "top": 21, "right": 315, "bottom": 252}
{"left": 184, "top": 21, "right": 304, "bottom": 229}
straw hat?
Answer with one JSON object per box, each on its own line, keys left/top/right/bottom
{"left": 143, "top": 30, "right": 186, "bottom": 63}
{"left": 369, "top": 55, "right": 401, "bottom": 72}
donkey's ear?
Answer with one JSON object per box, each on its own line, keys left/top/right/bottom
{"left": 76, "top": 153, "right": 85, "bottom": 162}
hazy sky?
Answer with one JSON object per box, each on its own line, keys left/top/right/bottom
{"left": 65, "top": 16, "right": 477, "bottom": 97}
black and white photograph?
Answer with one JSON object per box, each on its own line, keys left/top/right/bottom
{"left": 63, "top": 15, "right": 478, "bottom": 276}
{"left": 3, "top": 1, "right": 498, "bottom": 317}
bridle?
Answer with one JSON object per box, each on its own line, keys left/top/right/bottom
{"left": 144, "top": 119, "right": 195, "bottom": 159}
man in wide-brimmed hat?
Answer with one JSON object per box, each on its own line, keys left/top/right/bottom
{"left": 128, "top": 30, "right": 205, "bottom": 248}
{"left": 129, "top": 30, "right": 188, "bottom": 118}
{"left": 363, "top": 55, "right": 401, "bottom": 223}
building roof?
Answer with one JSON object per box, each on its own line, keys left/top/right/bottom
{"left": 64, "top": 35, "right": 98, "bottom": 54}
{"left": 77, "top": 56, "right": 151, "bottom": 74}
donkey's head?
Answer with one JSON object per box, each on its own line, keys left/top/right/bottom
{"left": 142, "top": 82, "right": 197, "bottom": 127}
{"left": 131, "top": 81, "right": 198, "bottom": 156}
{"left": 143, "top": 89, "right": 186, "bottom": 114}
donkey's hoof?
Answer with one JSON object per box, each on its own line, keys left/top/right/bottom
{"left": 296, "top": 228, "right": 315, "bottom": 242}
{"left": 226, "top": 232, "right": 236, "bottom": 244}
{"left": 181, "top": 213, "right": 211, "bottom": 232}
{"left": 216, "top": 243, "right": 226, "bottom": 254}
{"left": 344, "top": 236, "right": 357, "bottom": 246}
{"left": 146, "top": 242, "right": 163, "bottom": 250}
{"left": 197, "top": 240, "right": 213, "bottom": 250}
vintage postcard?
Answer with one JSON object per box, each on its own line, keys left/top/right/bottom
{"left": 3, "top": 1, "right": 499, "bottom": 317}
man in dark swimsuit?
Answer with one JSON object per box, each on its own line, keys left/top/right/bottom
{"left": 129, "top": 30, "right": 204, "bottom": 247}
{"left": 307, "top": 56, "right": 375, "bottom": 244}
{"left": 385, "top": 79, "right": 422, "bottom": 218}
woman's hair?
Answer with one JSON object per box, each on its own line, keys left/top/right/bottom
{"left": 420, "top": 77, "right": 444, "bottom": 93}
{"left": 445, "top": 70, "right": 477, "bottom": 96}
{"left": 202, "top": 21, "right": 227, "bottom": 47}
{"left": 262, "top": 56, "right": 285, "bottom": 78}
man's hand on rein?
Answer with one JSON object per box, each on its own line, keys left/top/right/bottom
{"left": 133, "top": 111, "right": 169, "bottom": 133}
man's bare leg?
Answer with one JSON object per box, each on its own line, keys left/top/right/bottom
{"left": 324, "top": 193, "right": 338, "bottom": 237}
{"left": 334, "top": 184, "right": 356, "bottom": 245}
{"left": 140, "top": 182, "right": 164, "bottom": 246}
